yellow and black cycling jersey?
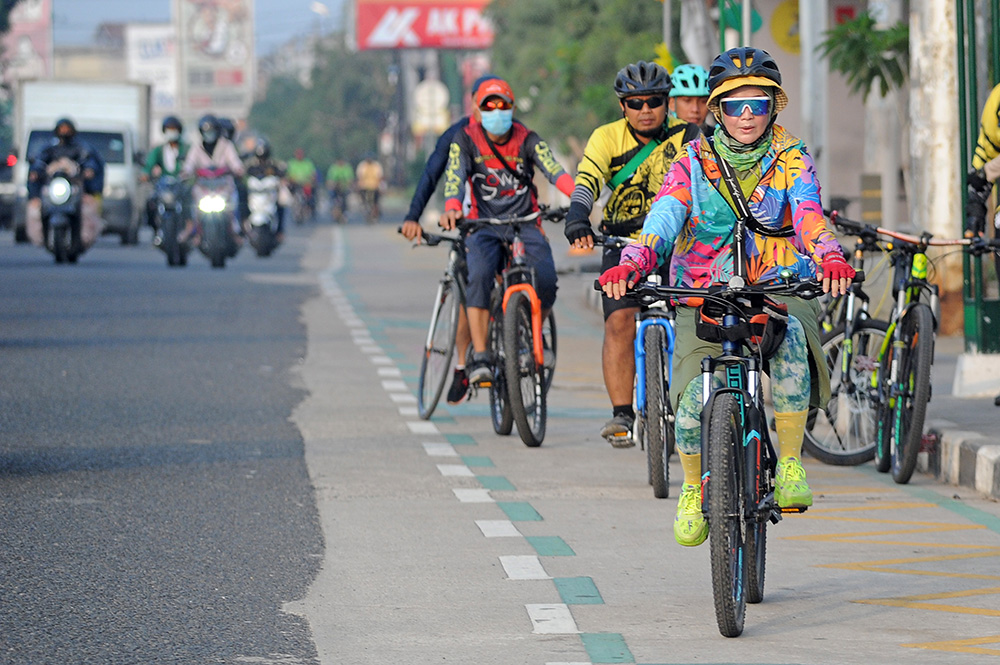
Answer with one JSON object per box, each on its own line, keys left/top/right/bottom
{"left": 973, "top": 82, "right": 1000, "bottom": 170}
{"left": 572, "top": 116, "right": 698, "bottom": 238}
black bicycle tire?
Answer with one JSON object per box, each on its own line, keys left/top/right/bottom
{"left": 417, "top": 278, "right": 460, "bottom": 420}
{"left": 804, "top": 320, "right": 889, "bottom": 466}
{"left": 542, "top": 310, "right": 557, "bottom": 394}
{"left": 708, "top": 392, "right": 747, "bottom": 638}
{"left": 504, "top": 291, "right": 546, "bottom": 447}
{"left": 891, "top": 303, "right": 934, "bottom": 484}
{"left": 644, "top": 327, "right": 670, "bottom": 499}
{"left": 488, "top": 299, "right": 514, "bottom": 436}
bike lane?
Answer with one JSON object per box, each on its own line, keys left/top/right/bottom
{"left": 291, "top": 223, "right": 1000, "bottom": 664}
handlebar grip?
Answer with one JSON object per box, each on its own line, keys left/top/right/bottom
{"left": 853, "top": 270, "right": 865, "bottom": 284}
{"left": 593, "top": 279, "right": 603, "bottom": 291}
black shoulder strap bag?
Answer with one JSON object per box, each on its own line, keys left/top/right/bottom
{"left": 482, "top": 129, "right": 538, "bottom": 200}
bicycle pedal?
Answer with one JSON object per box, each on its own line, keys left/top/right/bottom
{"left": 605, "top": 433, "right": 635, "bottom": 449}
{"left": 779, "top": 506, "right": 809, "bottom": 514}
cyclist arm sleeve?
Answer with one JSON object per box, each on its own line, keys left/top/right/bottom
{"left": 406, "top": 120, "right": 465, "bottom": 221}
{"left": 528, "top": 133, "right": 575, "bottom": 197}
{"left": 620, "top": 155, "right": 693, "bottom": 276}
{"left": 785, "top": 148, "right": 843, "bottom": 263}
{"left": 973, "top": 83, "right": 1000, "bottom": 172}
{"left": 442, "top": 136, "right": 469, "bottom": 213}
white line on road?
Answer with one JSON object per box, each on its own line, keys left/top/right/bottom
{"left": 453, "top": 489, "right": 493, "bottom": 503}
{"left": 437, "top": 464, "right": 474, "bottom": 477}
{"left": 476, "top": 520, "right": 522, "bottom": 537}
{"left": 526, "top": 604, "right": 579, "bottom": 634}
{"left": 369, "top": 356, "right": 394, "bottom": 365}
{"left": 500, "top": 556, "right": 550, "bottom": 580}
{"left": 407, "top": 421, "right": 439, "bottom": 435}
{"left": 398, "top": 406, "right": 419, "bottom": 417}
{"left": 377, "top": 367, "right": 402, "bottom": 377}
{"left": 381, "top": 380, "right": 408, "bottom": 391}
{"left": 423, "top": 442, "right": 457, "bottom": 456}
{"left": 389, "top": 393, "right": 417, "bottom": 403}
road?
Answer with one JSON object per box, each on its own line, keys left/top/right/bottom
{"left": 2, "top": 219, "right": 1000, "bottom": 664}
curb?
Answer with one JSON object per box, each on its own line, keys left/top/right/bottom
{"left": 935, "top": 429, "right": 1000, "bottom": 499}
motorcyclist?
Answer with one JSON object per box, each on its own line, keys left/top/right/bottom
{"left": 180, "top": 114, "right": 245, "bottom": 251}
{"left": 26, "top": 117, "right": 105, "bottom": 252}
{"left": 143, "top": 116, "right": 189, "bottom": 236}
{"left": 244, "top": 138, "right": 287, "bottom": 242}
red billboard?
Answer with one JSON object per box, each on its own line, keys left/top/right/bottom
{"left": 356, "top": 0, "right": 494, "bottom": 50}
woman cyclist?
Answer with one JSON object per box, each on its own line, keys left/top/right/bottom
{"left": 600, "top": 47, "right": 855, "bottom": 546}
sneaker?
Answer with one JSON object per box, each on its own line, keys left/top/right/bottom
{"left": 446, "top": 369, "right": 470, "bottom": 404}
{"left": 775, "top": 456, "right": 813, "bottom": 508}
{"left": 601, "top": 413, "right": 635, "bottom": 448}
{"left": 674, "top": 483, "right": 708, "bottom": 546}
{"left": 467, "top": 360, "right": 492, "bottom": 386}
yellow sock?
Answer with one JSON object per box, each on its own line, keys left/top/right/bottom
{"left": 679, "top": 452, "right": 702, "bottom": 486}
{"left": 774, "top": 409, "right": 810, "bottom": 460}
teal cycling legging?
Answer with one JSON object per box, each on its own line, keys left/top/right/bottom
{"left": 674, "top": 314, "right": 810, "bottom": 455}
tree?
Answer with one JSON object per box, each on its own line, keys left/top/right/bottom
{"left": 486, "top": 0, "right": 665, "bottom": 153}
{"left": 248, "top": 37, "right": 395, "bottom": 169}
{"left": 819, "top": 11, "right": 908, "bottom": 102}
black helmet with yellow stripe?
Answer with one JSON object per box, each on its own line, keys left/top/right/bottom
{"left": 706, "top": 47, "right": 788, "bottom": 116}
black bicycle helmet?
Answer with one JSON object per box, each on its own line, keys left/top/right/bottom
{"left": 707, "top": 47, "right": 787, "bottom": 114}
{"left": 162, "top": 115, "right": 183, "bottom": 133}
{"left": 613, "top": 61, "right": 672, "bottom": 99}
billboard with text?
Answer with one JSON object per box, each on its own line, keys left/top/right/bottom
{"left": 356, "top": 0, "right": 493, "bottom": 50}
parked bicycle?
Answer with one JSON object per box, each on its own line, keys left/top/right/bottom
{"left": 824, "top": 211, "right": 973, "bottom": 484}
{"left": 609, "top": 272, "right": 832, "bottom": 637}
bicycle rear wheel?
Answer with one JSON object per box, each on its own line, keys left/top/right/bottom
{"left": 805, "top": 320, "right": 888, "bottom": 465}
{"left": 891, "top": 303, "right": 934, "bottom": 484}
{"left": 504, "top": 291, "right": 546, "bottom": 447}
{"left": 488, "top": 299, "right": 513, "bottom": 436}
{"left": 707, "top": 392, "right": 747, "bottom": 638}
{"left": 417, "top": 278, "right": 460, "bottom": 420}
{"left": 644, "top": 326, "right": 672, "bottom": 499}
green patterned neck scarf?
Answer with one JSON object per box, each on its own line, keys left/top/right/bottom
{"left": 712, "top": 124, "right": 772, "bottom": 172}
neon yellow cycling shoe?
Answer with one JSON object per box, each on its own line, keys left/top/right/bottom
{"left": 775, "top": 456, "right": 813, "bottom": 508}
{"left": 674, "top": 483, "right": 708, "bottom": 546}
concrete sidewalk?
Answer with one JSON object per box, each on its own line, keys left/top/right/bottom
{"left": 559, "top": 248, "right": 1000, "bottom": 501}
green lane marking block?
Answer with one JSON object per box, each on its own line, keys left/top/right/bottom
{"left": 385, "top": 350, "right": 405, "bottom": 359}
{"left": 497, "top": 501, "right": 541, "bottom": 521}
{"left": 396, "top": 362, "right": 417, "bottom": 371}
{"left": 554, "top": 577, "right": 604, "bottom": 605}
{"left": 445, "top": 434, "right": 477, "bottom": 446}
{"left": 461, "top": 456, "right": 494, "bottom": 468}
{"left": 430, "top": 414, "right": 456, "bottom": 424}
{"left": 580, "top": 633, "right": 634, "bottom": 664}
{"left": 525, "top": 536, "right": 574, "bottom": 556}
{"left": 477, "top": 476, "right": 516, "bottom": 491}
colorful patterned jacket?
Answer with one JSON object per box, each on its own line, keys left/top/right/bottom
{"left": 620, "top": 125, "right": 844, "bottom": 288}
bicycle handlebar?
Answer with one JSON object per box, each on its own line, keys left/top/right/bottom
{"left": 592, "top": 233, "right": 632, "bottom": 249}
{"left": 825, "top": 209, "right": 972, "bottom": 248}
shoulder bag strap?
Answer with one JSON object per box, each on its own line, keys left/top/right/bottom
{"left": 482, "top": 129, "right": 538, "bottom": 199}
{"left": 608, "top": 137, "right": 660, "bottom": 190}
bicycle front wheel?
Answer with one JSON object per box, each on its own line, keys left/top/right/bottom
{"left": 504, "top": 291, "right": 546, "bottom": 447}
{"left": 488, "top": 299, "right": 513, "bottom": 436}
{"left": 417, "top": 278, "right": 460, "bottom": 420}
{"left": 644, "top": 326, "right": 672, "bottom": 499}
{"left": 805, "top": 320, "right": 889, "bottom": 465}
{"left": 707, "top": 392, "right": 747, "bottom": 638}
{"left": 542, "top": 310, "right": 557, "bottom": 394}
{"left": 891, "top": 303, "right": 934, "bottom": 484}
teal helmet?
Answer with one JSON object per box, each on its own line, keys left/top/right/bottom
{"left": 669, "top": 64, "right": 710, "bottom": 98}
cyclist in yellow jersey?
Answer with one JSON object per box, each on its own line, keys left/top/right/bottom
{"left": 965, "top": 80, "right": 1000, "bottom": 406}
{"left": 563, "top": 61, "right": 699, "bottom": 445}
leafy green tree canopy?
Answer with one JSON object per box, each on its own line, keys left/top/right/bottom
{"left": 248, "top": 38, "right": 395, "bottom": 169}
{"left": 819, "top": 11, "right": 908, "bottom": 102}
{"left": 486, "top": 0, "right": 666, "bottom": 151}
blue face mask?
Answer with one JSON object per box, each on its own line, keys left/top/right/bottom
{"left": 480, "top": 109, "right": 513, "bottom": 136}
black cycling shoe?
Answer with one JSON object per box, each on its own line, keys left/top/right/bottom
{"left": 447, "top": 369, "right": 470, "bottom": 404}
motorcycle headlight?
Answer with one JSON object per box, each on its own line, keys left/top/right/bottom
{"left": 48, "top": 177, "right": 71, "bottom": 205}
{"left": 159, "top": 190, "right": 176, "bottom": 206}
{"left": 198, "top": 194, "right": 227, "bottom": 213}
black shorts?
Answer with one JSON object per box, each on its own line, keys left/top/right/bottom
{"left": 600, "top": 245, "right": 671, "bottom": 320}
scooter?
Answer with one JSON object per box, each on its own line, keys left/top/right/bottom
{"left": 191, "top": 167, "right": 240, "bottom": 269}
{"left": 152, "top": 175, "right": 191, "bottom": 267}
{"left": 40, "top": 158, "right": 84, "bottom": 264}
{"left": 245, "top": 173, "right": 281, "bottom": 257}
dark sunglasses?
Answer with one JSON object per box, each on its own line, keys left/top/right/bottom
{"left": 480, "top": 98, "right": 513, "bottom": 111}
{"left": 623, "top": 96, "right": 666, "bottom": 110}
{"left": 719, "top": 96, "right": 771, "bottom": 117}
